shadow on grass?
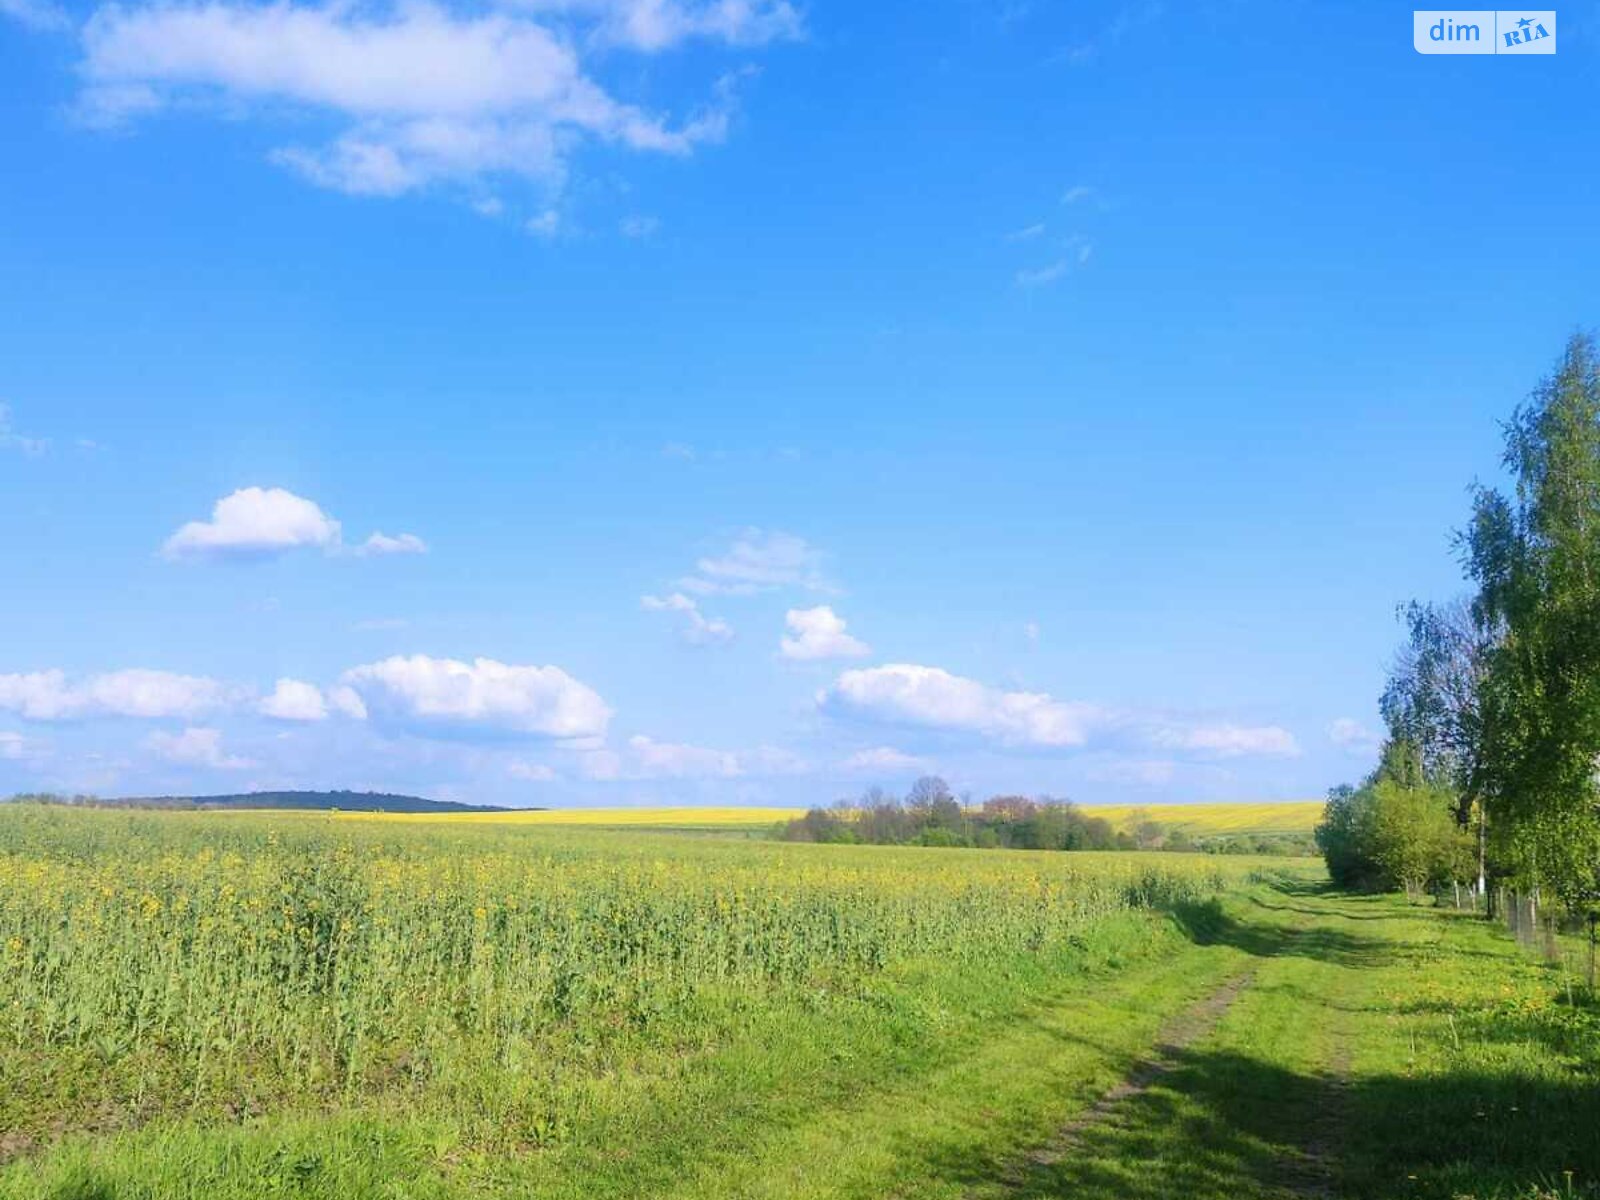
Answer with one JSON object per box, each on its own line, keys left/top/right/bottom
{"left": 928, "top": 1045, "right": 1600, "bottom": 1200}
{"left": 1164, "top": 897, "right": 1391, "bottom": 968}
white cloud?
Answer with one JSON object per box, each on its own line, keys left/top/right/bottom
{"left": 0, "top": 732, "right": 30, "bottom": 760}
{"left": 341, "top": 654, "right": 611, "bottom": 739}
{"left": 680, "top": 528, "right": 830, "bottom": 595}
{"left": 780, "top": 605, "right": 870, "bottom": 661}
{"left": 1150, "top": 723, "right": 1300, "bottom": 759}
{"left": 525, "top": 209, "right": 562, "bottom": 237}
{"left": 163, "top": 487, "right": 426, "bottom": 562}
{"left": 145, "top": 726, "right": 254, "bottom": 770}
{"left": 0, "top": 669, "right": 230, "bottom": 721}
{"left": 1062, "top": 184, "right": 1095, "bottom": 204}
{"left": 163, "top": 487, "right": 342, "bottom": 561}
{"left": 1328, "top": 717, "right": 1381, "bottom": 752}
{"left": 820, "top": 663, "right": 1099, "bottom": 749}
{"left": 840, "top": 746, "right": 927, "bottom": 773}
{"left": 507, "top": 758, "right": 557, "bottom": 781}
{"left": 565, "top": 0, "right": 803, "bottom": 52}
{"left": 625, "top": 733, "right": 742, "bottom": 778}
{"left": 641, "top": 592, "right": 734, "bottom": 645}
{"left": 77, "top": 0, "right": 777, "bottom": 198}
{"left": 0, "top": 0, "right": 69, "bottom": 30}
{"left": 356, "top": 531, "right": 429, "bottom": 556}
{"left": 619, "top": 214, "right": 660, "bottom": 238}
{"left": 1015, "top": 259, "right": 1070, "bottom": 288}
{"left": 352, "top": 617, "right": 410, "bottom": 632}
{"left": 1005, "top": 222, "right": 1045, "bottom": 241}
{"left": 0, "top": 404, "right": 49, "bottom": 456}
{"left": 576, "top": 733, "right": 805, "bottom": 780}
{"left": 259, "top": 678, "right": 329, "bottom": 722}
{"left": 328, "top": 684, "right": 369, "bottom": 720}
{"left": 1086, "top": 758, "right": 1177, "bottom": 786}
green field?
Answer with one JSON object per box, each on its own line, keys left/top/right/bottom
{"left": 1, "top": 805, "right": 1594, "bottom": 1199}
{"left": 214, "top": 799, "right": 1323, "bottom": 837}
{"left": 1078, "top": 801, "right": 1322, "bottom": 835}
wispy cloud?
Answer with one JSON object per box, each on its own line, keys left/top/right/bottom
{"left": 577, "top": 734, "right": 806, "bottom": 781}
{"left": 641, "top": 592, "right": 735, "bottom": 645}
{"left": 1328, "top": 717, "right": 1381, "bottom": 753}
{"left": 0, "top": 404, "right": 49, "bottom": 456}
{"left": 1015, "top": 259, "right": 1071, "bottom": 288}
{"left": 0, "top": 0, "right": 68, "bottom": 31}
{"left": 679, "top": 528, "right": 832, "bottom": 595}
{"left": 145, "top": 726, "right": 254, "bottom": 770}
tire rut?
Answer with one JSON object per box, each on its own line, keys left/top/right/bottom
{"left": 990, "top": 962, "right": 1260, "bottom": 1187}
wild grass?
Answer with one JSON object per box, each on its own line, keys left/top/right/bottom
{"left": 0, "top": 804, "right": 1275, "bottom": 1192}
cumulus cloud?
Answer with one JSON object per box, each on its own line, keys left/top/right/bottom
{"left": 259, "top": 678, "right": 329, "bottom": 721}
{"left": 0, "top": 669, "right": 230, "bottom": 721}
{"left": 341, "top": 654, "right": 611, "bottom": 739}
{"left": 680, "top": 528, "right": 830, "bottom": 595}
{"left": 328, "top": 684, "right": 368, "bottom": 719}
{"left": 820, "top": 663, "right": 1099, "bottom": 749}
{"left": 355, "top": 531, "right": 429, "bottom": 556}
{"left": 840, "top": 746, "right": 927, "bottom": 772}
{"left": 75, "top": 0, "right": 787, "bottom": 199}
{"left": 145, "top": 726, "right": 254, "bottom": 769}
{"left": 162, "top": 487, "right": 425, "bottom": 562}
{"left": 780, "top": 606, "right": 870, "bottom": 661}
{"left": 641, "top": 592, "right": 734, "bottom": 645}
{"left": 1149, "top": 722, "right": 1300, "bottom": 759}
{"left": 163, "top": 487, "right": 342, "bottom": 561}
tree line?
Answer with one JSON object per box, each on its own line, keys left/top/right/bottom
{"left": 1318, "top": 333, "right": 1600, "bottom": 920}
{"left": 783, "top": 776, "right": 1314, "bottom": 856}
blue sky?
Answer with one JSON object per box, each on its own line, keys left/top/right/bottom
{"left": 1, "top": 0, "right": 1596, "bottom": 807}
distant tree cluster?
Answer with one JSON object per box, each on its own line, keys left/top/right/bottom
{"left": 780, "top": 777, "right": 1312, "bottom": 855}
{"left": 2, "top": 790, "right": 510, "bottom": 814}
{"left": 1321, "top": 334, "right": 1600, "bottom": 916}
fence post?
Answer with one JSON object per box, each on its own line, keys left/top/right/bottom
{"left": 1589, "top": 913, "right": 1597, "bottom": 992}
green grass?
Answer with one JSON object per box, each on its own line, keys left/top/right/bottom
{"left": 2, "top": 806, "right": 1596, "bottom": 1200}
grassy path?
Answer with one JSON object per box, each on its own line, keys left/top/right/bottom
{"left": 4, "top": 881, "right": 1596, "bottom": 1200}
{"left": 671, "top": 881, "right": 1600, "bottom": 1200}
{"left": 970, "top": 884, "right": 1600, "bottom": 1200}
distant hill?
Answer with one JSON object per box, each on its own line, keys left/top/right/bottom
{"left": 13, "top": 790, "right": 518, "bottom": 814}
